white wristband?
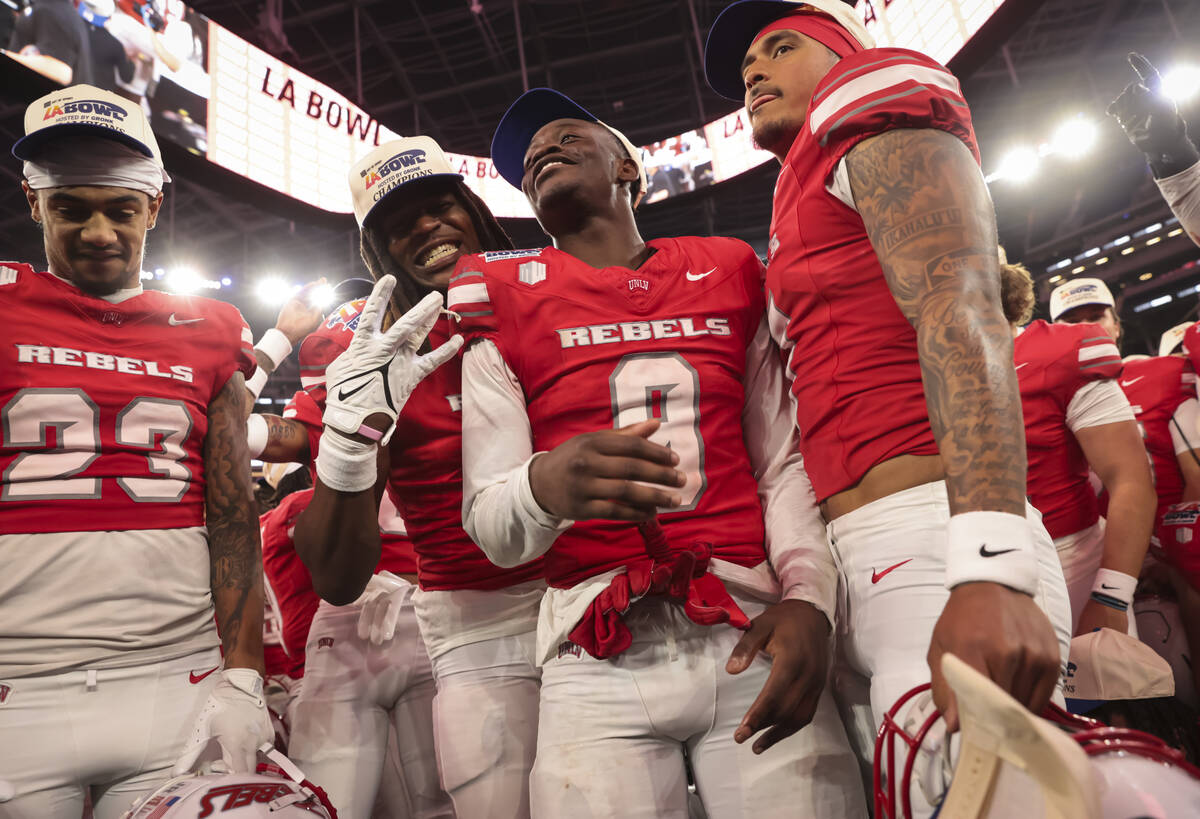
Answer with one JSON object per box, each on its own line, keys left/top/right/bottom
{"left": 246, "top": 367, "right": 269, "bottom": 400}
{"left": 254, "top": 328, "right": 293, "bottom": 371}
{"left": 315, "top": 428, "right": 378, "bottom": 493}
{"left": 944, "top": 511, "right": 1040, "bottom": 596}
{"left": 1091, "top": 568, "right": 1137, "bottom": 607}
{"left": 246, "top": 413, "right": 268, "bottom": 458}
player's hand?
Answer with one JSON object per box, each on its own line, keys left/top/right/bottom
{"left": 928, "top": 582, "right": 1060, "bottom": 733}
{"left": 1107, "top": 53, "right": 1198, "bottom": 176}
{"left": 173, "top": 669, "right": 274, "bottom": 775}
{"left": 726, "top": 599, "right": 832, "bottom": 754}
{"left": 355, "top": 570, "right": 409, "bottom": 645}
{"left": 1074, "top": 598, "right": 1128, "bottom": 637}
{"left": 323, "top": 275, "right": 462, "bottom": 445}
{"left": 275, "top": 278, "right": 327, "bottom": 347}
{"left": 528, "top": 419, "right": 686, "bottom": 521}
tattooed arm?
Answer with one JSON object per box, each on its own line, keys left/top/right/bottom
{"left": 846, "top": 128, "right": 1023, "bottom": 515}
{"left": 256, "top": 414, "right": 312, "bottom": 464}
{"left": 206, "top": 372, "right": 266, "bottom": 675}
{"left": 847, "top": 128, "right": 1060, "bottom": 729}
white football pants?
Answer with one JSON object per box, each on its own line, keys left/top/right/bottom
{"left": 530, "top": 597, "right": 867, "bottom": 819}
{"left": 288, "top": 593, "right": 452, "bottom": 819}
{"left": 0, "top": 646, "right": 219, "bottom": 819}
{"left": 429, "top": 629, "right": 541, "bottom": 819}
{"left": 827, "top": 481, "right": 1073, "bottom": 818}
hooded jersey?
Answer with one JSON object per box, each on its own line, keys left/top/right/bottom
{"left": 1014, "top": 321, "right": 1123, "bottom": 539}
{"left": 764, "top": 48, "right": 980, "bottom": 501}
{"left": 287, "top": 301, "right": 542, "bottom": 591}
{"left": 452, "top": 238, "right": 769, "bottom": 587}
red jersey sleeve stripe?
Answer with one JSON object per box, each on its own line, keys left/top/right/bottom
{"left": 810, "top": 53, "right": 933, "bottom": 108}
{"left": 811, "top": 66, "right": 965, "bottom": 143}
{"left": 1078, "top": 342, "right": 1121, "bottom": 364}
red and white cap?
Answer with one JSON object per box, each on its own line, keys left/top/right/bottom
{"left": 1049, "top": 277, "right": 1115, "bottom": 321}
{"left": 349, "top": 136, "right": 463, "bottom": 227}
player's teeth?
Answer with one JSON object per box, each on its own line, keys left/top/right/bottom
{"left": 420, "top": 243, "right": 458, "bottom": 265}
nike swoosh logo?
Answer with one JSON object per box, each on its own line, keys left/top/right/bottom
{"left": 1100, "top": 583, "right": 1119, "bottom": 590}
{"left": 168, "top": 313, "right": 204, "bottom": 325}
{"left": 1014, "top": 362, "right": 1029, "bottom": 371}
{"left": 337, "top": 380, "right": 373, "bottom": 402}
{"left": 686, "top": 267, "right": 717, "bottom": 282}
{"left": 979, "top": 544, "right": 1018, "bottom": 558}
{"left": 871, "top": 558, "right": 912, "bottom": 584}
{"left": 189, "top": 666, "right": 219, "bottom": 684}
{"left": 1121, "top": 377, "right": 1144, "bottom": 387}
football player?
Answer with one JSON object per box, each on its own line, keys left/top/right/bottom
{"left": 261, "top": 137, "right": 545, "bottom": 819}
{"left": 703, "top": 0, "right": 1072, "bottom": 784}
{"left": 0, "top": 85, "right": 271, "bottom": 817}
{"left": 1109, "top": 53, "right": 1200, "bottom": 248}
{"left": 455, "top": 87, "right": 864, "bottom": 817}
{"left": 1002, "top": 262, "right": 1154, "bottom": 636}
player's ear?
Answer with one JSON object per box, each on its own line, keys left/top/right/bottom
{"left": 22, "top": 180, "right": 40, "bottom": 223}
{"left": 145, "top": 192, "right": 164, "bottom": 230}
{"left": 616, "top": 156, "right": 640, "bottom": 186}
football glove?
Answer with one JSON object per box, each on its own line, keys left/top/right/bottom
{"left": 1108, "top": 52, "right": 1199, "bottom": 178}
{"left": 354, "top": 570, "right": 411, "bottom": 645}
{"left": 172, "top": 668, "right": 274, "bottom": 776}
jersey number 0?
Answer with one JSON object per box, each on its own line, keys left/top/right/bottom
{"left": 609, "top": 352, "right": 706, "bottom": 511}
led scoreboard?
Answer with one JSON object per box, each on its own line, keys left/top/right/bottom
{"left": 4, "top": 0, "right": 1008, "bottom": 219}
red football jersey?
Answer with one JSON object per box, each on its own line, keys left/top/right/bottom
{"left": 1181, "top": 323, "right": 1200, "bottom": 383}
{"left": 1014, "top": 321, "right": 1123, "bottom": 539}
{"left": 764, "top": 48, "right": 980, "bottom": 502}
{"left": 452, "top": 238, "right": 769, "bottom": 587}
{"left": 289, "top": 301, "right": 541, "bottom": 590}
{"left": 0, "top": 263, "right": 255, "bottom": 534}
{"left": 261, "top": 488, "right": 318, "bottom": 679}
{"left": 1120, "top": 356, "right": 1197, "bottom": 521}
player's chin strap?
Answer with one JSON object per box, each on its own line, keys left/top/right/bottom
{"left": 258, "top": 743, "right": 340, "bottom": 818}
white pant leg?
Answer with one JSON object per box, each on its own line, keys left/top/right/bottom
{"left": 430, "top": 630, "right": 540, "bottom": 819}
{"left": 0, "top": 647, "right": 219, "bottom": 819}
{"left": 387, "top": 627, "right": 454, "bottom": 819}
{"left": 532, "top": 599, "right": 866, "bottom": 819}
{"left": 828, "top": 482, "right": 1072, "bottom": 816}
{"left": 289, "top": 595, "right": 448, "bottom": 819}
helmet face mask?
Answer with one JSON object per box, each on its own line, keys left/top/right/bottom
{"left": 873, "top": 665, "right": 1200, "bottom": 819}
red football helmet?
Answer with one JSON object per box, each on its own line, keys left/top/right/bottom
{"left": 874, "top": 658, "right": 1200, "bottom": 819}
{"left": 122, "top": 745, "right": 337, "bottom": 818}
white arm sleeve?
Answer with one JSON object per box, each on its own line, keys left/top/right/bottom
{"left": 1170, "top": 398, "right": 1200, "bottom": 455}
{"left": 461, "top": 340, "right": 572, "bottom": 568}
{"left": 741, "top": 316, "right": 838, "bottom": 625}
{"left": 1156, "top": 158, "right": 1200, "bottom": 248}
{"left": 1065, "top": 379, "right": 1137, "bottom": 433}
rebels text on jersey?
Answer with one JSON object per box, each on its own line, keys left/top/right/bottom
{"left": 0, "top": 263, "right": 256, "bottom": 534}
{"left": 1120, "top": 355, "right": 1197, "bottom": 520}
{"left": 290, "top": 301, "right": 541, "bottom": 591}
{"left": 765, "top": 48, "right": 981, "bottom": 502}
{"left": 1014, "top": 321, "right": 1122, "bottom": 539}
{"left": 452, "top": 238, "right": 769, "bottom": 587}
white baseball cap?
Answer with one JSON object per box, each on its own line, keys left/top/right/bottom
{"left": 13, "top": 84, "right": 163, "bottom": 165}
{"left": 1049, "top": 277, "right": 1115, "bottom": 321}
{"left": 348, "top": 136, "right": 463, "bottom": 227}
{"left": 1062, "top": 628, "right": 1174, "bottom": 713}
{"left": 1159, "top": 321, "right": 1195, "bottom": 357}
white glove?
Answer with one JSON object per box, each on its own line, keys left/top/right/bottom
{"left": 322, "top": 275, "right": 463, "bottom": 445}
{"left": 172, "top": 668, "right": 274, "bottom": 776}
{"left": 354, "top": 570, "right": 410, "bottom": 645}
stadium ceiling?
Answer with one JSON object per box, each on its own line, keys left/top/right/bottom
{"left": 0, "top": 0, "right": 1196, "bottom": 328}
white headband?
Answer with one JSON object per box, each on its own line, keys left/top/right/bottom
{"left": 23, "top": 136, "right": 170, "bottom": 197}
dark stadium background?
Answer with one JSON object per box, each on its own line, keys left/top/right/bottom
{"left": 1, "top": 0, "right": 1197, "bottom": 407}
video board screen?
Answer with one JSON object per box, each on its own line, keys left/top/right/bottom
{"left": 4, "top": 0, "right": 1006, "bottom": 219}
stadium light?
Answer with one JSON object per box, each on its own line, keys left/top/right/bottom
{"left": 256, "top": 276, "right": 290, "bottom": 306}
{"left": 1163, "top": 64, "right": 1200, "bottom": 103}
{"left": 165, "top": 266, "right": 203, "bottom": 294}
{"left": 311, "top": 282, "right": 338, "bottom": 310}
{"left": 1050, "top": 116, "right": 1098, "bottom": 160}
{"left": 993, "top": 147, "right": 1040, "bottom": 183}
